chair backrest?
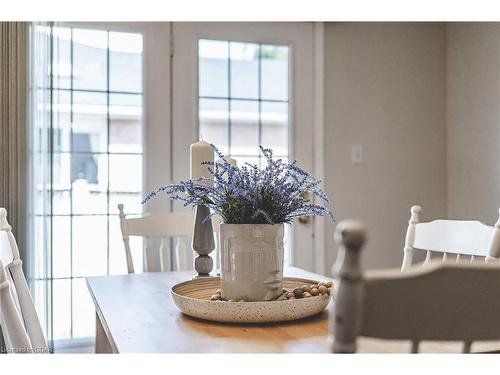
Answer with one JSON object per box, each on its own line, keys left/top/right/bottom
{"left": 0, "top": 208, "right": 48, "bottom": 353}
{"left": 331, "top": 220, "right": 500, "bottom": 353}
{"left": 401, "top": 205, "right": 500, "bottom": 270}
{"left": 117, "top": 204, "right": 220, "bottom": 273}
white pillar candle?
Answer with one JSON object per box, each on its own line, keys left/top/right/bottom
{"left": 215, "top": 156, "right": 237, "bottom": 184}
{"left": 217, "top": 156, "right": 237, "bottom": 167}
{"left": 190, "top": 141, "right": 214, "bottom": 184}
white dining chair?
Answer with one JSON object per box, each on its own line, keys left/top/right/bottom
{"left": 331, "top": 219, "right": 500, "bottom": 353}
{"left": 401, "top": 205, "right": 500, "bottom": 270}
{"left": 0, "top": 208, "right": 48, "bottom": 353}
{"left": 117, "top": 204, "right": 220, "bottom": 273}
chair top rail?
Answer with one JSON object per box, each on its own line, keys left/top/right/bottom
{"left": 121, "top": 210, "right": 221, "bottom": 237}
{"left": 362, "top": 261, "right": 500, "bottom": 342}
{"left": 413, "top": 219, "right": 494, "bottom": 256}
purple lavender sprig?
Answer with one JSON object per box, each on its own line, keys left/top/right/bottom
{"left": 142, "top": 145, "right": 334, "bottom": 225}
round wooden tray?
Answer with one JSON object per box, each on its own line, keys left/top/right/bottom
{"left": 171, "top": 276, "right": 332, "bottom": 323}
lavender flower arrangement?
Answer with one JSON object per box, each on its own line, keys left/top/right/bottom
{"left": 142, "top": 145, "right": 334, "bottom": 225}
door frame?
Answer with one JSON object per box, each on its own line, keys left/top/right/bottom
{"left": 313, "top": 22, "right": 326, "bottom": 275}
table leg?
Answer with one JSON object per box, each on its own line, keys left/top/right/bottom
{"left": 95, "top": 312, "right": 113, "bottom": 353}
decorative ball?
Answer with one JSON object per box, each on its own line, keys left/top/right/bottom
{"left": 194, "top": 255, "right": 213, "bottom": 274}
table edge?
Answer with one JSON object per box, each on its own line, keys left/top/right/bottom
{"left": 86, "top": 278, "right": 119, "bottom": 353}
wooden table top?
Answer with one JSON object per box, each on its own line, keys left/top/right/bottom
{"left": 86, "top": 267, "right": 500, "bottom": 353}
{"left": 87, "top": 266, "right": 334, "bottom": 353}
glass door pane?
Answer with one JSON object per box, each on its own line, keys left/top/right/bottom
{"left": 197, "top": 38, "right": 292, "bottom": 262}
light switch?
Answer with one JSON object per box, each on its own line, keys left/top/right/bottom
{"left": 351, "top": 144, "right": 363, "bottom": 164}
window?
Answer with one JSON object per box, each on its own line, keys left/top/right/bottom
{"left": 48, "top": 26, "right": 144, "bottom": 342}
{"left": 198, "top": 39, "right": 290, "bottom": 166}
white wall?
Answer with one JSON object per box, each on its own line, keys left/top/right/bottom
{"left": 446, "top": 23, "right": 500, "bottom": 224}
{"left": 323, "top": 23, "right": 448, "bottom": 271}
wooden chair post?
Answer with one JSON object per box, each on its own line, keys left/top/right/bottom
{"left": 331, "top": 220, "right": 366, "bottom": 353}
{"left": 0, "top": 208, "right": 47, "bottom": 353}
{"left": 118, "top": 204, "right": 134, "bottom": 274}
{"left": 401, "top": 205, "right": 421, "bottom": 271}
{"left": 0, "top": 259, "right": 32, "bottom": 353}
{"left": 486, "top": 208, "right": 500, "bottom": 263}
{"left": 6, "top": 241, "right": 47, "bottom": 351}
{"left": 174, "top": 238, "right": 190, "bottom": 271}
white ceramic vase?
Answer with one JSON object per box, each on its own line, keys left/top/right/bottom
{"left": 220, "top": 223, "right": 285, "bottom": 301}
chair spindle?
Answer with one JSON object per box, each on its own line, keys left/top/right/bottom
{"left": 463, "top": 341, "right": 472, "bottom": 353}
{"left": 424, "top": 250, "right": 432, "bottom": 265}
{"left": 159, "top": 237, "right": 170, "bottom": 272}
{"left": 411, "top": 340, "right": 420, "bottom": 353}
{"left": 145, "top": 238, "right": 154, "bottom": 272}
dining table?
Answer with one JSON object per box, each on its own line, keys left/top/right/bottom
{"left": 86, "top": 266, "right": 500, "bottom": 354}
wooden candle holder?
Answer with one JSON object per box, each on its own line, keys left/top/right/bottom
{"left": 192, "top": 205, "right": 215, "bottom": 276}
